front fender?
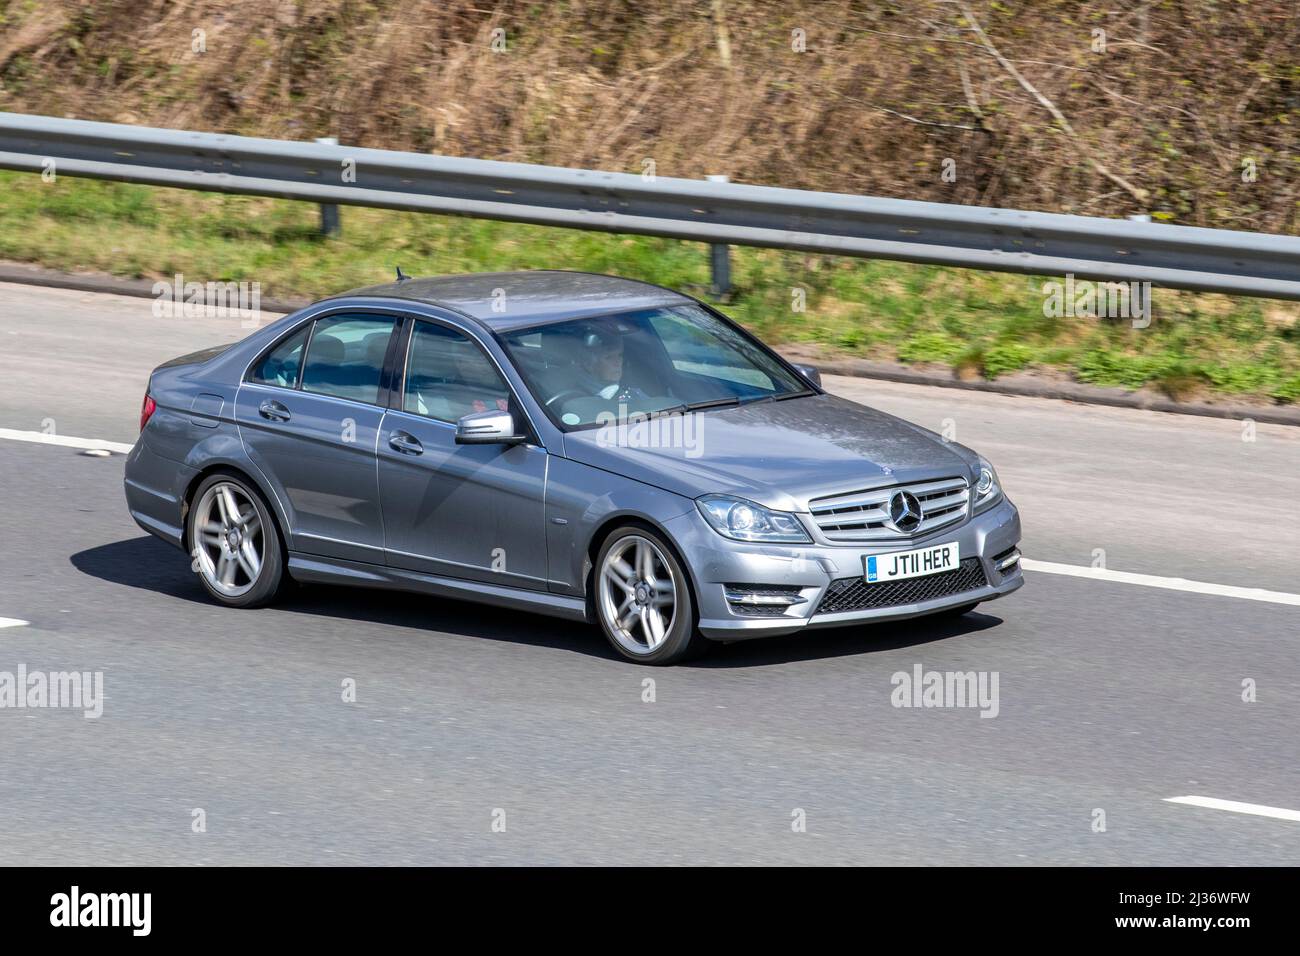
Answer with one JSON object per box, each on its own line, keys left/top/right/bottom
{"left": 544, "top": 457, "right": 693, "bottom": 596}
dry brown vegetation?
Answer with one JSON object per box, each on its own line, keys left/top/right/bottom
{"left": 0, "top": 0, "right": 1296, "bottom": 231}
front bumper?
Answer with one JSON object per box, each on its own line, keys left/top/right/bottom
{"left": 664, "top": 496, "right": 1023, "bottom": 641}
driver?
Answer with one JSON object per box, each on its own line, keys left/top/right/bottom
{"left": 582, "top": 331, "right": 646, "bottom": 403}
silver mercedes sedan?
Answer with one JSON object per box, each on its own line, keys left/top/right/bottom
{"left": 125, "top": 271, "right": 1023, "bottom": 664}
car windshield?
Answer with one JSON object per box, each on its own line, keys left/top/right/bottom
{"left": 499, "top": 305, "right": 813, "bottom": 430}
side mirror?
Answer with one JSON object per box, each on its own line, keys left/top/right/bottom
{"left": 792, "top": 363, "right": 822, "bottom": 388}
{"left": 455, "top": 409, "right": 528, "bottom": 445}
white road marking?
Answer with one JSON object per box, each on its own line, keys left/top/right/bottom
{"left": 1165, "top": 795, "right": 1300, "bottom": 822}
{"left": 0, "top": 428, "right": 133, "bottom": 455}
{"left": 1021, "top": 558, "right": 1300, "bottom": 607}
{"left": 0, "top": 618, "right": 30, "bottom": 629}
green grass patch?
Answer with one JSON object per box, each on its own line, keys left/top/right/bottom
{"left": 2, "top": 170, "right": 1299, "bottom": 404}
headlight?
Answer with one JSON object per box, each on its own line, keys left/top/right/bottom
{"left": 973, "top": 456, "right": 1002, "bottom": 511}
{"left": 697, "top": 495, "right": 812, "bottom": 543}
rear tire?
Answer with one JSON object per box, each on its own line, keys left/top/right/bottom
{"left": 187, "top": 472, "right": 285, "bottom": 608}
{"left": 593, "top": 525, "right": 706, "bottom": 665}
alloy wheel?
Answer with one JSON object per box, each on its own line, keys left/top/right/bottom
{"left": 598, "top": 534, "right": 678, "bottom": 657}
{"left": 192, "top": 481, "right": 265, "bottom": 598}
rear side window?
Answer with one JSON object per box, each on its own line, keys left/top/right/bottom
{"left": 249, "top": 326, "right": 309, "bottom": 388}
{"left": 300, "top": 314, "right": 397, "bottom": 405}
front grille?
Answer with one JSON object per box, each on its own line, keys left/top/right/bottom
{"left": 808, "top": 476, "right": 970, "bottom": 542}
{"left": 815, "top": 558, "right": 987, "bottom": 615}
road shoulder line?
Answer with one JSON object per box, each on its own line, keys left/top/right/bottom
{"left": 1021, "top": 558, "right": 1300, "bottom": 607}
{"left": 0, "top": 428, "right": 134, "bottom": 454}
{"left": 1165, "top": 796, "right": 1300, "bottom": 822}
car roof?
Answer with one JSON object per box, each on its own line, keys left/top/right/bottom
{"left": 331, "top": 270, "right": 692, "bottom": 331}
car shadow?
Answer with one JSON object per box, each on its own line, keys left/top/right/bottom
{"left": 70, "top": 534, "right": 199, "bottom": 599}
{"left": 71, "top": 536, "right": 1006, "bottom": 667}
{"left": 70, "top": 535, "right": 611, "bottom": 660}
{"left": 693, "top": 611, "right": 1004, "bottom": 668}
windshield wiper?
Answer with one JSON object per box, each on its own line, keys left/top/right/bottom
{"left": 687, "top": 396, "right": 742, "bottom": 410}
{"left": 656, "top": 396, "right": 742, "bottom": 416}
{"left": 739, "top": 388, "right": 815, "bottom": 406}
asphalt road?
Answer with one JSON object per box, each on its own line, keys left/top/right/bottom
{"left": 1, "top": 282, "right": 1298, "bottom": 865}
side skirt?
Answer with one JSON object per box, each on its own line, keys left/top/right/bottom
{"left": 286, "top": 553, "right": 589, "bottom": 624}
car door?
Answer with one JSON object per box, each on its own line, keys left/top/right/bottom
{"left": 236, "top": 311, "right": 400, "bottom": 564}
{"left": 378, "top": 318, "right": 549, "bottom": 590}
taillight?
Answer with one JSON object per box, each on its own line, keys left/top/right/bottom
{"left": 140, "top": 393, "right": 157, "bottom": 432}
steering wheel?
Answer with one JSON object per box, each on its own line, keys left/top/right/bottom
{"left": 544, "top": 388, "right": 588, "bottom": 408}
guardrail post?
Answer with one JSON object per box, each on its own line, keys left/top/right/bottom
{"left": 706, "top": 175, "right": 731, "bottom": 297}
{"left": 316, "top": 137, "right": 341, "bottom": 237}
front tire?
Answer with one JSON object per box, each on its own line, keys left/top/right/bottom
{"left": 187, "top": 473, "right": 285, "bottom": 608}
{"left": 594, "top": 526, "right": 705, "bottom": 665}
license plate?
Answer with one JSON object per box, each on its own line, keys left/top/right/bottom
{"left": 864, "top": 542, "right": 959, "bottom": 583}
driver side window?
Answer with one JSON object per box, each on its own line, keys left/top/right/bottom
{"left": 403, "top": 322, "right": 511, "bottom": 423}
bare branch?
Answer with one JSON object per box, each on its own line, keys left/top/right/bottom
{"left": 869, "top": 105, "right": 980, "bottom": 132}
{"left": 711, "top": 0, "right": 732, "bottom": 70}
{"left": 951, "top": 0, "right": 1149, "bottom": 204}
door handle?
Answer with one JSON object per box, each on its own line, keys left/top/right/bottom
{"left": 258, "top": 399, "right": 291, "bottom": 422}
{"left": 389, "top": 431, "right": 424, "bottom": 455}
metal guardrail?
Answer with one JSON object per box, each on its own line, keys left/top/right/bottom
{"left": 2, "top": 111, "right": 1299, "bottom": 299}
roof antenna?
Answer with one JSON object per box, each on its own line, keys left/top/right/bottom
{"left": 395, "top": 266, "right": 411, "bottom": 282}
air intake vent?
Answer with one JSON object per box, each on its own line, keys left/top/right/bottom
{"left": 815, "top": 558, "right": 987, "bottom": 614}
{"left": 724, "top": 584, "right": 807, "bottom": 617}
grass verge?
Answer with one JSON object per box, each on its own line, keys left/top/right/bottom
{"left": 3, "top": 171, "right": 1298, "bottom": 405}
